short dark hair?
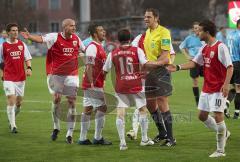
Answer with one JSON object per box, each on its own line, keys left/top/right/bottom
{"left": 118, "top": 29, "right": 131, "bottom": 43}
{"left": 199, "top": 20, "right": 216, "bottom": 37}
{"left": 237, "top": 19, "right": 240, "bottom": 27}
{"left": 6, "top": 23, "right": 18, "bottom": 32}
{"left": 88, "top": 23, "right": 101, "bottom": 36}
{"left": 193, "top": 21, "right": 199, "bottom": 26}
{"left": 145, "top": 8, "right": 159, "bottom": 18}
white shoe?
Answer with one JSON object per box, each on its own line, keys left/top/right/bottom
{"left": 140, "top": 139, "right": 154, "bottom": 146}
{"left": 126, "top": 130, "right": 137, "bottom": 140}
{"left": 120, "top": 144, "right": 128, "bottom": 151}
{"left": 209, "top": 150, "right": 226, "bottom": 158}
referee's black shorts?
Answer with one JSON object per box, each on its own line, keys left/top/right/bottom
{"left": 145, "top": 66, "right": 172, "bottom": 98}
{"left": 189, "top": 66, "right": 203, "bottom": 78}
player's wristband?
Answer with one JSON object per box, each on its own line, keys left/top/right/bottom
{"left": 176, "top": 65, "right": 181, "bottom": 71}
{"left": 27, "top": 66, "right": 32, "bottom": 71}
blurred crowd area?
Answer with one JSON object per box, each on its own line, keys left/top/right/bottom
{"left": 0, "top": 16, "right": 230, "bottom": 56}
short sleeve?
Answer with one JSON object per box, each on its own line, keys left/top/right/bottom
{"left": 103, "top": 52, "right": 112, "bottom": 72}
{"left": 23, "top": 42, "right": 32, "bottom": 61}
{"left": 132, "top": 34, "right": 142, "bottom": 47}
{"left": 41, "top": 33, "right": 58, "bottom": 49}
{"left": 160, "top": 29, "right": 171, "bottom": 51}
{"left": 85, "top": 44, "right": 97, "bottom": 64}
{"left": 137, "top": 48, "right": 148, "bottom": 65}
{"left": 218, "top": 43, "right": 232, "bottom": 68}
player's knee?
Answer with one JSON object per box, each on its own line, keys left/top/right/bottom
{"left": 16, "top": 101, "right": 22, "bottom": 108}
{"left": 139, "top": 106, "right": 147, "bottom": 115}
{"left": 198, "top": 113, "right": 208, "bottom": 122}
{"left": 117, "top": 108, "right": 125, "bottom": 120}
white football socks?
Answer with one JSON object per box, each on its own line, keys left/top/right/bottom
{"left": 203, "top": 115, "right": 217, "bottom": 132}
{"left": 139, "top": 113, "right": 148, "bottom": 142}
{"left": 80, "top": 113, "right": 91, "bottom": 141}
{"left": 216, "top": 121, "right": 227, "bottom": 153}
{"left": 7, "top": 105, "right": 16, "bottom": 129}
{"left": 66, "top": 108, "right": 76, "bottom": 137}
{"left": 116, "top": 117, "right": 126, "bottom": 145}
{"left": 51, "top": 103, "right": 60, "bottom": 130}
{"left": 132, "top": 109, "right": 140, "bottom": 136}
{"left": 94, "top": 111, "right": 105, "bottom": 140}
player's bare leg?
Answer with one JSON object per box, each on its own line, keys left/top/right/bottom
{"left": 15, "top": 96, "right": 23, "bottom": 117}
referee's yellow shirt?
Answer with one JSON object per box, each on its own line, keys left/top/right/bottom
{"left": 144, "top": 25, "right": 171, "bottom": 63}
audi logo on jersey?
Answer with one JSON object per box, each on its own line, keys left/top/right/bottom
{"left": 10, "top": 51, "right": 21, "bottom": 57}
{"left": 10, "top": 51, "right": 21, "bottom": 59}
{"left": 63, "top": 48, "right": 74, "bottom": 53}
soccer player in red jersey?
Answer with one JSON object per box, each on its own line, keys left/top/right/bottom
{"left": 167, "top": 20, "right": 233, "bottom": 158}
{"left": 103, "top": 29, "right": 166, "bottom": 150}
{"left": 78, "top": 24, "right": 112, "bottom": 145}
{"left": 21, "top": 19, "right": 85, "bottom": 144}
{"left": 0, "top": 23, "right": 32, "bottom": 133}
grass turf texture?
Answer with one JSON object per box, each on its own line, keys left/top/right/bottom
{"left": 0, "top": 54, "right": 239, "bottom": 162}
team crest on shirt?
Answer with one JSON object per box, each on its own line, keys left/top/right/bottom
{"left": 73, "top": 41, "right": 78, "bottom": 47}
{"left": 18, "top": 45, "right": 23, "bottom": 51}
{"left": 210, "top": 51, "right": 215, "bottom": 58}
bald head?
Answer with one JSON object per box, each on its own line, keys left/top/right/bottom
{"left": 61, "top": 18, "right": 76, "bottom": 37}
{"left": 62, "top": 19, "right": 75, "bottom": 28}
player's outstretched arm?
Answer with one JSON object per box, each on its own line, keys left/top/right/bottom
{"left": 20, "top": 28, "right": 43, "bottom": 43}
{"left": 167, "top": 61, "right": 196, "bottom": 72}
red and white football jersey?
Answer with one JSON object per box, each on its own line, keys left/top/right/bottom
{"left": 42, "top": 32, "right": 85, "bottom": 76}
{"left": 0, "top": 39, "right": 32, "bottom": 81}
{"left": 82, "top": 41, "right": 107, "bottom": 89}
{"left": 103, "top": 45, "right": 148, "bottom": 94}
{"left": 193, "top": 41, "right": 232, "bottom": 93}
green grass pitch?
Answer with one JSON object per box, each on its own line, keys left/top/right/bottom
{"left": 0, "top": 54, "right": 239, "bottom": 162}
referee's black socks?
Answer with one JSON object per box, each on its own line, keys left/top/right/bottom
{"left": 161, "top": 111, "right": 174, "bottom": 141}
{"left": 192, "top": 87, "right": 199, "bottom": 106}
{"left": 234, "top": 93, "right": 240, "bottom": 114}
{"left": 151, "top": 109, "right": 167, "bottom": 137}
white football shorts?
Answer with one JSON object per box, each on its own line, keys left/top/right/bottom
{"left": 47, "top": 75, "right": 79, "bottom": 96}
{"left": 198, "top": 92, "right": 226, "bottom": 113}
{"left": 3, "top": 81, "right": 25, "bottom": 96}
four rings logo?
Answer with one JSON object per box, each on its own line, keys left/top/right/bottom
{"left": 63, "top": 48, "right": 74, "bottom": 53}
{"left": 10, "top": 51, "right": 21, "bottom": 57}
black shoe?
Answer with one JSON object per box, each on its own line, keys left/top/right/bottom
{"left": 160, "top": 138, "right": 176, "bottom": 147}
{"left": 224, "top": 109, "right": 230, "bottom": 118}
{"left": 51, "top": 129, "right": 60, "bottom": 141}
{"left": 78, "top": 139, "right": 92, "bottom": 145}
{"left": 11, "top": 127, "right": 18, "bottom": 134}
{"left": 153, "top": 134, "right": 167, "bottom": 143}
{"left": 92, "top": 137, "right": 112, "bottom": 145}
{"left": 233, "top": 112, "right": 239, "bottom": 119}
{"left": 66, "top": 136, "right": 73, "bottom": 144}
